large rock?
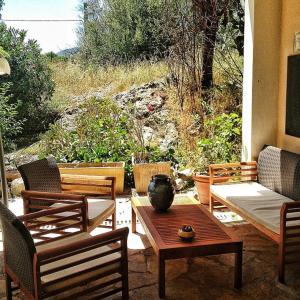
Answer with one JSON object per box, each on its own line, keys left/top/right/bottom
{"left": 5, "top": 152, "right": 38, "bottom": 172}
{"left": 175, "top": 178, "right": 186, "bottom": 191}
{"left": 10, "top": 177, "right": 25, "bottom": 197}
{"left": 177, "top": 168, "right": 194, "bottom": 181}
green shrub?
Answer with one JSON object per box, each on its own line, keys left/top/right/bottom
{"left": 173, "top": 112, "right": 242, "bottom": 173}
{"left": 0, "top": 24, "right": 55, "bottom": 137}
{"left": 41, "top": 97, "right": 133, "bottom": 162}
{"left": 79, "top": 0, "right": 170, "bottom": 64}
{"left": 0, "top": 83, "right": 23, "bottom": 150}
{"left": 197, "top": 113, "right": 242, "bottom": 169}
{"left": 40, "top": 97, "right": 176, "bottom": 185}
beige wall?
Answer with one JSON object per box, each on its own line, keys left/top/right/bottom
{"left": 277, "top": 1, "right": 300, "bottom": 153}
{"left": 242, "top": 0, "right": 282, "bottom": 161}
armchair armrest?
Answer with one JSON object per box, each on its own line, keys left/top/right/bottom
{"left": 20, "top": 191, "right": 88, "bottom": 243}
{"left": 37, "top": 227, "right": 129, "bottom": 261}
{"left": 34, "top": 227, "right": 129, "bottom": 295}
{"left": 19, "top": 202, "right": 86, "bottom": 222}
{"left": 209, "top": 161, "right": 257, "bottom": 184}
{"left": 21, "top": 190, "right": 87, "bottom": 214}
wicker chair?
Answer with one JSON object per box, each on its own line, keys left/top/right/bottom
{"left": 18, "top": 157, "right": 116, "bottom": 232}
{"left": 0, "top": 191, "right": 129, "bottom": 300}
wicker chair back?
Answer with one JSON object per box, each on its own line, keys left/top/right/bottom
{"left": 0, "top": 202, "right": 36, "bottom": 293}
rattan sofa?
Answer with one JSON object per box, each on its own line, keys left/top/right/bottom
{"left": 209, "top": 145, "right": 300, "bottom": 283}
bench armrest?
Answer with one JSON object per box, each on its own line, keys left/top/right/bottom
{"left": 280, "top": 202, "right": 300, "bottom": 268}
{"left": 280, "top": 201, "right": 300, "bottom": 233}
{"left": 209, "top": 161, "right": 257, "bottom": 184}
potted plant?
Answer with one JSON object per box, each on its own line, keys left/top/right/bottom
{"left": 192, "top": 113, "right": 242, "bottom": 205}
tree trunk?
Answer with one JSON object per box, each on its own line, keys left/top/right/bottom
{"left": 201, "top": 17, "right": 219, "bottom": 91}
{"left": 192, "top": 0, "right": 229, "bottom": 93}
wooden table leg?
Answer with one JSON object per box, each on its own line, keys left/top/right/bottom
{"left": 132, "top": 207, "right": 137, "bottom": 233}
{"left": 234, "top": 243, "right": 243, "bottom": 289}
{"left": 158, "top": 253, "right": 165, "bottom": 298}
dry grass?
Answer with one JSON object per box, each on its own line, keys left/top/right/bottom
{"left": 48, "top": 60, "right": 168, "bottom": 113}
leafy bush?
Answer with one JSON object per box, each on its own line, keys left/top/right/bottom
{"left": 0, "top": 83, "right": 23, "bottom": 150}
{"left": 40, "top": 97, "right": 176, "bottom": 185}
{"left": 79, "top": 0, "right": 170, "bottom": 64}
{"left": 197, "top": 113, "right": 242, "bottom": 170}
{"left": 41, "top": 98, "right": 133, "bottom": 162}
{"left": 0, "top": 24, "right": 55, "bottom": 137}
{"left": 173, "top": 112, "right": 242, "bottom": 173}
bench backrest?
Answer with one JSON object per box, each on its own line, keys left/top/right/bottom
{"left": 258, "top": 145, "right": 300, "bottom": 200}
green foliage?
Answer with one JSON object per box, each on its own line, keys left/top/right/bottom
{"left": 0, "top": 46, "right": 9, "bottom": 58}
{"left": 40, "top": 97, "right": 175, "bottom": 185}
{"left": 0, "top": 83, "right": 23, "bottom": 150}
{"left": 79, "top": 0, "right": 170, "bottom": 64}
{"left": 173, "top": 112, "right": 242, "bottom": 173}
{"left": 197, "top": 113, "right": 242, "bottom": 169}
{"left": 0, "top": 23, "right": 55, "bottom": 137}
{"left": 41, "top": 97, "right": 133, "bottom": 162}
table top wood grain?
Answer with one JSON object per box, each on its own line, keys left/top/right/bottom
{"left": 131, "top": 194, "right": 242, "bottom": 255}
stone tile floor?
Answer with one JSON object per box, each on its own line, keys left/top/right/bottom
{"left": 1, "top": 196, "right": 300, "bottom": 299}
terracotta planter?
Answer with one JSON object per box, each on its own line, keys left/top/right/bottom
{"left": 193, "top": 174, "right": 210, "bottom": 205}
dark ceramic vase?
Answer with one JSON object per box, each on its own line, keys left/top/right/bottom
{"left": 148, "top": 174, "right": 175, "bottom": 212}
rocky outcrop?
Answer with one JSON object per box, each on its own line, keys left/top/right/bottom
{"left": 114, "top": 81, "right": 178, "bottom": 151}
{"left": 56, "top": 80, "right": 178, "bottom": 152}
{"left": 5, "top": 152, "right": 38, "bottom": 171}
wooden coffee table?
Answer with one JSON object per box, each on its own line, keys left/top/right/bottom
{"left": 131, "top": 194, "right": 243, "bottom": 298}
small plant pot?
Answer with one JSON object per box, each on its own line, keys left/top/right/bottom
{"left": 193, "top": 174, "right": 210, "bottom": 205}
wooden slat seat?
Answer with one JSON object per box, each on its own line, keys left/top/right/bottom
{"left": 37, "top": 232, "right": 121, "bottom": 293}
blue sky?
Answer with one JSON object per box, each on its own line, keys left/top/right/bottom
{"left": 2, "top": 0, "right": 81, "bottom": 53}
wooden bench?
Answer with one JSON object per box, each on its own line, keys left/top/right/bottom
{"left": 209, "top": 145, "right": 300, "bottom": 283}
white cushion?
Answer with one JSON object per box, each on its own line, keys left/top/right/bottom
{"left": 87, "top": 198, "right": 115, "bottom": 220}
{"left": 211, "top": 182, "right": 294, "bottom": 234}
{"left": 50, "top": 198, "right": 115, "bottom": 228}
{"left": 37, "top": 232, "right": 120, "bottom": 293}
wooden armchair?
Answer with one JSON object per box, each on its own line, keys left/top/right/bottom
{"left": 18, "top": 157, "right": 116, "bottom": 232}
{"left": 0, "top": 191, "right": 129, "bottom": 300}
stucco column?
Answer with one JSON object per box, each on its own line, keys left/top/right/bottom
{"left": 242, "top": 0, "right": 282, "bottom": 161}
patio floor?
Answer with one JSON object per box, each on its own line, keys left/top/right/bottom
{"left": 0, "top": 195, "right": 300, "bottom": 299}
